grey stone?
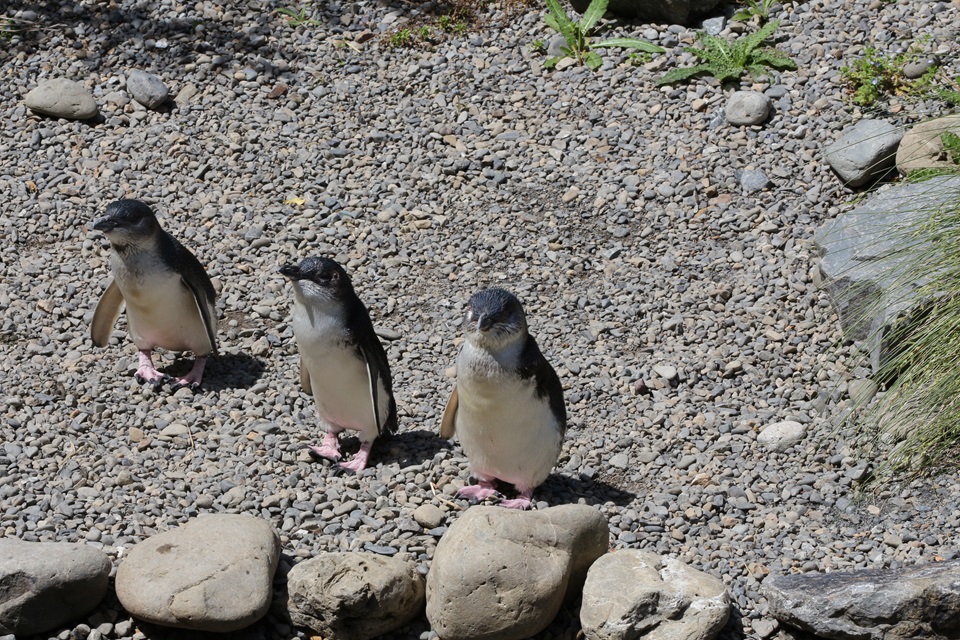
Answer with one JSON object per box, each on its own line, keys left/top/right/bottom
{"left": 115, "top": 514, "right": 280, "bottom": 632}
{"left": 24, "top": 78, "right": 98, "bottom": 120}
{"left": 580, "top": 550, "right": 730, "bottom": 640}
{"left": 701, "top": 16, "right": 725, "bottom": 36}
{"left": 726, "top": 91, "right": 771, "bottom": 126}
{"left": 413, "top": 504, "right": 445, "bottom": 529}
{"left": 426, "top": 504, "right": 608, "bottom": 640}
{"left": 0, "top": 539, "right": 111, "bottom": 636}
{"left": 896, "top": 115, "right": 960, "bottom": 175}
{"left": 126, "top": 70, "right": 169, "bottom": 109}
{"left": 568, "top": 0, "right": 723, "bottom": 24}
{"left": 757, "top": 420, "right": 806, "bottom": 452}
{"left": 815, "top": 175, "right": 960, "bottom": 370}
{"left": 763, "top": 560, "right": 960, "bottom": 640}
{"left": 848, "top": 378, "right": 879, "bottom": 407}
{"left": 903, "top": 59, "right": 935, "bottom": 79}
{"left": 825, "top": 119, "right": 903, "bottom": 188}
{"left": 740, "top": 169, "right": 771, "bottom": 194}
{"left": 286, "top": 552, "right": 424, "bottom": 640}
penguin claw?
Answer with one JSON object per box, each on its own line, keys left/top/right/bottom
{"left": 499, "top": 497, "right": 533, "bottom": 510}
{"left": 307, "top": 444, "right": 342, "bottom": 462}
{"left": 135, "top": 371, "right": 169, "bottom": 387}
{"left": 457, "top": 485, "right": 500, "bottom": 502}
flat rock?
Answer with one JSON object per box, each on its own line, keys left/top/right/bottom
{"left": 757, "top": 420, "right": 806, "bottom": 452}
{"left": 426, "top": 504, "right": 608, "bottom": 640}
{"left": 896, "top": 114, "right": 960, "bottom": 175}
{"left": 726, "top": 91, "right": 771, "bottom": 126}
{"left": 24, "top": 78, "right": 98, "bottom": 120}
{"left": 763, "top": 560, "right": 960, "bottom": 639}
{"left": 825, "top": 119, "right": 902, "bottom": 188}
{"left": 286, "top": 552, "right": 424, "bottom": 640}
{"left": 815, "top": 175, "right": 960, "bottom": 370}
{"left": 580, "top": 549, "right": 730, "bottom": 640}
{"left": 115, "top": 514, "right": 280, "bottom": 632}
{"left": 0, "top": 538, "right": 111, "bottom": 636}
{"left": 126, "top": 70, "right": 170, "bottom": 109}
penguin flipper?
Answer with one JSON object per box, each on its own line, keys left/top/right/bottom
{"left": 357, "top": 342, "right": 398, "bottom": 436}
{"left": 300, "top": 360, "right": 311, "bottom": 394}
{"left": 91, "top": 279, "right": 125, "bottom": 347}
{"left": 440, "top": 385, "right": 458, "bottom": 439}
{"left": 180, "top": 274, "right": 218, "bottom": 355}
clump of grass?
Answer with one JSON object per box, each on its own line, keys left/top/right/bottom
{"left": 839, "top": 179, "right": 960, "bottom": 483}
{"left": 276, "top": 6, "right": 320, "bottom": 27}
{"left": 908, "top": 131, "right": 960, "bottom": 183}
{"left": 656, "top": 19, "right": 796, "bottom": 86}
{"left": 732, "top": 0, "right": 783, "bottom": 24}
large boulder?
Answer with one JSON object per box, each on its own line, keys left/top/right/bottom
{"left": 24, "top": 78, "right": 99, "bottom": 120}
{"left": 815, "top": 175, "right": 960, "bottom": 371}
{"left": 115, "top": 514, "right": 280, "bottom": 632}
{"left": 763, "top": 560, "right": 960, "bottom": 639}
{"left": 426, "top": 504, "right": 608, "bottom": 640}
{"left": 825, "top": 119, "right": 903, "bottom": 188}
{"left": 896, "top": 115, "right": 960, "bottom": 175}
{"left": 580, "top": 550, "right": 730, "bottom": 640}
{"left": 569, "top": 0, "right": 723, "bottom": 24}
{"left": 0, "top": 538, "right": 112, "bottom": 636}
{"left": 285, "top": 552, "right": 425, "bottom": 640}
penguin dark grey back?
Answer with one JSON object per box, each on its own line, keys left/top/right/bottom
{"left": 441, "top": 287, "right": 567, "bottom": 509}
{"left": 90, "top": 199, "right": 217, "bottom": 389}
{"left": 281, "top": 256, "right": 397, "bottom": 471}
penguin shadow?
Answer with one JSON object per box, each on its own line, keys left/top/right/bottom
{"left": 538, "top": 473, "right": 637, "bottom": 508}
{"left": 163, "top": 352, "right": 266, "bottom": 392}
{"left": 718, "top": 605, "right": 748, "bottom": 640}
{"left": 324, "top": 429, "right": 452, "bottom": 471}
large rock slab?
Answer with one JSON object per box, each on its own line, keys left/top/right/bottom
{"left": 116, "top": 514, "right": 280, "bottom": 632}
{"left": 815, "top": 175, "right": 960, "bottom": 371}
{"left": 896, "top": 114, "right": 960, "bottom": 175}
{"left": 24, "top": 78, "right": 98, "bottom": 120}
{"left": 825, "top": 119, "right": 902, "bottom": 188}
{"left": 286, "top": 552, "right": 424, "bottom": 640}
{"left": 568, "top": 0, "right": 722, "bottom": 24}
{"left": 580, "top": 550, "right": 730, "bottom": 640}
{"left": 426, "top": 504, "right": 608, "bottom": 640}
{"left": 0, "top": 538, "right": 112, "bottom": 636}
{"left": 763, "top": 560, "right": 960, "bottom": 640}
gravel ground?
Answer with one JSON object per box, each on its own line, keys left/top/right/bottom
{"left": 1, "top": 0, "right": 959, "bottom": 638}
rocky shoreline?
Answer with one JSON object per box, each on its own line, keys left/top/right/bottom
{"left": 2, "top": 0, "right": 959, "bottom": 637}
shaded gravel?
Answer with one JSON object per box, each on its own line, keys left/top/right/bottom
{"left": 1, "top": 0, "right": 958, "bottom": 638}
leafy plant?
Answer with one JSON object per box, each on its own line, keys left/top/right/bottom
{"left": 656, "top": 19, "right": 796, "bottom": 85}
{"left": 543, "top": 0, "right": 663, "bottom": 71}
{"left": 732, "top": 0, "right": 782, "bottom": 23}
{"left": 276, "top": 6, "right": 320, "bottom": 27}
{"left": 529, "top": 39, "right": 546, "bottom": 53}
{"left": 388, "top": 28, "right": 414, "bottom": 47}
{"left": 840, "top": 44, "right": 939, "bottom": 106}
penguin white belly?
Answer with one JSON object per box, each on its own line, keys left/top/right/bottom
{"left": 121, "top": 273, "right": 210, "bottom": 354}
{"left": 456, "top": 374, "right": 562, "bottom": 491}
{"left": 292, "top": 311, "right": 388, "bottom": 441}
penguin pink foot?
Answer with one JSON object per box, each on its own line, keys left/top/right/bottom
{"left": 500, "top": 489, "right": 534, "bottom": 510}
{"left": 309, "top": 432, "right": 342, "bottom": 461}
{"left": 134, "top": 350, "right": 169, "bottom": 386}
{"left": 172, "top": 357, "right": 207, "bottom": 389}
{"left": 458, "top": 480, "right": 500, "bottom": 502}
{"left": 340, "top": 441, "right": 373, "bottom": 472}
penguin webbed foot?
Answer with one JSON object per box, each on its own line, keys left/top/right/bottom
{"left": 171, "top": 357, "right": 207, "bottom": 390}
{"left": 499, "top": 493, "right": 534, "bottom": 510}
{"left": 308, "top": 431, "right": 343, "bottom": 463}
{"left": 458, "top": 482, "right": 500, "bottom": 503}
{"left": 339, "top": 441, "right": 373, "bottom": 472}
{"left": 134, "top": 369, "right": 170, "bottom": 387}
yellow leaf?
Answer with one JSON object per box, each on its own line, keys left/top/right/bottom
{"left": 285, "top": 196, "right": 305, "bottom": 206}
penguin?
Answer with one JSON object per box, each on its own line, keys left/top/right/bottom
{"left": 90, "top": 199, "right": 217, "bottom": 389}
{"left": 280, "top": 257, "right": 397, "bottom": 471}
{"left": 441, "top": 287, "right": 567, "bottom": 509}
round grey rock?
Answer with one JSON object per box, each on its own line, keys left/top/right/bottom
{"left": 757, "top": 420, "right": 807, "bottom": 452}
{"left": 24, "top": 78, "right": 98, "bottom": 120}
{"left": 726, "top": 91, "right": 771, "bottom": 126}
{"left": 126, "top": 70, "right": 169, "bottom": 109}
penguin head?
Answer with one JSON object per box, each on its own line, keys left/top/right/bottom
{"left": 93, "top": 200, "right": 160, "bottom": 247}
{"left": 463, "top": 287, "right": 528, "bottom": 348}
{"left": 280, "top": 257, "right": 354, "bottom": 303}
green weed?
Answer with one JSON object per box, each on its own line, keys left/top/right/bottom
{"left": 840, "top": 42, "right": 939, "bottom": 106}
{"left": 276, "top": 6, "right": 320, "bottom": 27}
{"left": 656, "top": 19, "right": 796, "bottom": 86}
{"left": 543, "top": 0, "right": 663, "bottom": 71}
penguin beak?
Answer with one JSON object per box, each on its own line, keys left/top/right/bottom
{"left": 477, "top": 315, "right": 494, "bottom": 332}
{"left": 92, "top": 216, "right": 117, "bottom": 232}
{"left": 279, "top": 264, "right": 302, "bottom": 280}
